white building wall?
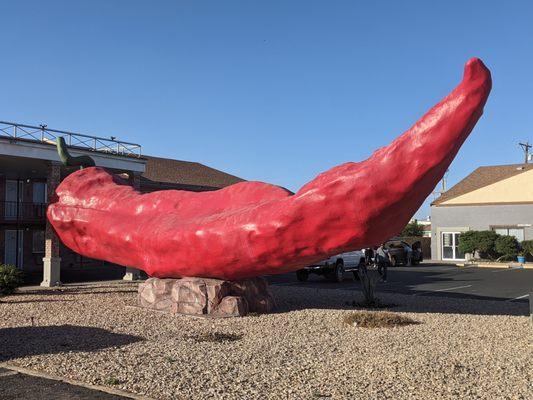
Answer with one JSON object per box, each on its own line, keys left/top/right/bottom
{"left": 431, "top": 204, "right": 533, "bottom": 260}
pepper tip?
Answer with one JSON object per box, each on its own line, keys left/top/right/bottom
{"left": 463, "top": 57, "right": 491, "bottom": 82}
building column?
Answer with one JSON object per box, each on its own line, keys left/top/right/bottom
{"left": 123, "top": 171, "right": 142, "bottom": 281}
{"left": 41, "top": 162, "right": 62, "bottom": 287}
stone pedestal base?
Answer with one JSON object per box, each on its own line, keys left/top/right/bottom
{"left": 41, "top": 257, "right": 62, "bottom": 287}
{"left": 138, "top": 277, "right": 275, "bottom": 317}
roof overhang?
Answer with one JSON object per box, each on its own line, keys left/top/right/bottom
{"left": 0, "top": 137, "right": 146, "bottom": 173}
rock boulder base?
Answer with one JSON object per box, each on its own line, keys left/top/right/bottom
{"left": 138, "top": 277, "right": 275, "bottom": 317}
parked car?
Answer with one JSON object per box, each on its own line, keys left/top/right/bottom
{"left": 384, "top": 240, "right": 423, "bottom": 266}
{"left": 296, "top": 250, "right": 366, "bottom": 282}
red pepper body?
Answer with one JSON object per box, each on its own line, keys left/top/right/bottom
{"left": 48, "top": 58, "right": 491, "bottom": 280}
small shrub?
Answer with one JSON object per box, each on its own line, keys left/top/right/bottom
{"left": 494, "top": 235, "right": 519, "bottom": 258}
{"left": 343, "top": 311, "right": 419, "bottom": 328}
{"left": 0, "top": 264, "right": 23, "bottom": 295}
{"left": 103, "top": 377, "right": 120, "bottom": 385}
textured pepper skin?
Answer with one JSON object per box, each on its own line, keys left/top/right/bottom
{"left": 48, "top": 58, "right": 491, "bottom": 280}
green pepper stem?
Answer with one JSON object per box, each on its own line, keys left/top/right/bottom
{"left": 57, "top": 136, "right": 95, "bottom": 169}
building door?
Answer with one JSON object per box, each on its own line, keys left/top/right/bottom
{"left": 5, "top": 230, "right": 24, "bottom": 268}
{"left": 32, "top": 182, "right": 47, "bottom": 219}
{"left": 5, "top": 180, "right": 23, "bottom": 219}
{"left": 441, "top": 232, "right": 464, "bottom": 260}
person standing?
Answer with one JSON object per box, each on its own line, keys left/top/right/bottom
{"left": 405, "top": 243, "right": 413, "bottom": 266}
{"left": 375, "top": 243, "right": 391, "bottom": 282}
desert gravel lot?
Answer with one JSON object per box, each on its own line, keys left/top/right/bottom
{"left": 0, "top": 282, "right": 531, "bottom": 400}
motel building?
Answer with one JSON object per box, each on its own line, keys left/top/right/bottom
{"left": 0, "top": 121, "right": 243, "bottom": 286}
{"left": 431, "top": 164, "right": 533, "bottom": 261}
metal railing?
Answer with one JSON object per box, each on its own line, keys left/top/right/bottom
{"left": 2, "top": 201, "right": 47, "bottom": 222}
{"left": 0, "top": 120, "right": 142, "bottom": 157}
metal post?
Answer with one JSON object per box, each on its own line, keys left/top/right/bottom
{"left": 13, "top": 125, "right": 17, "bottom": 138}
{"left": 15, "top": 179, "right": 20, "bottom": 269}
{"left": 39, "top": 124, "right": 47, "bottom": 142}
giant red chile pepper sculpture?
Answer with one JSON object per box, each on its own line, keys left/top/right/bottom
{"left": 48, "top": 58, "right": 491, "bottom": 280}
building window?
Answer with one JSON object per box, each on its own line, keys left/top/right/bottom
{"left": 32, "top": 182, "right": 47, "bottom": 204}
{"left": 491, "top": 227, "right": 524, "bottom": 242}
{"left": 32, "top": 230, "right": 45, "bottom": 253}
{"left": 5, "top": 180, "right": 23, "bottom": 219}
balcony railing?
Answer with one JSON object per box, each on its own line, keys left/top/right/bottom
{"left": 0, "top": 120, "right": 142, "bottom": 158}
{"left": 1, "top": 201, "right": 47, "bottom": 222}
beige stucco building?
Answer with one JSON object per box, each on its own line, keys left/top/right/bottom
{"left": 431, "top": 164, "right": 533, "bottom": 261}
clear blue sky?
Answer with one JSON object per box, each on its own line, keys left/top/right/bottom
{"left": 1, "top": 1, "right": 532, "bottom": 218}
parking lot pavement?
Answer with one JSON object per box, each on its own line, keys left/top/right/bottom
{"left": 0, "top": 366, "right": 131, "bottom": 400}
{"left": 266, "top": 263, "right": 533, "bottom": 302}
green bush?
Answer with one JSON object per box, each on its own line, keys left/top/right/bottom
{"left": 476, "top": 231, "right": 500, "bottom": 258}
{"left": 494, "top": 235, "right": 519, "bottom": 258}
{"left": 401, "top": 220, "right": 424, "bottom": 237}
{"left": 521, "top": 240, "right": 533, "bottom": 256}
{"left": 457, "top": 230, "right": 499, "bottom": 259}
{"left": 0, "top": 264, "right": 23, "bottom": 295}
{"left": 457, "top": 231, "right": 477, "bottom": 255}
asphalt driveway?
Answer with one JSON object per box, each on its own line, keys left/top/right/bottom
{"left": 267, "top": 263, "right": 533, "bottom": 303}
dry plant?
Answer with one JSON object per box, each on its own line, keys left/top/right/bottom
{"left": 356, "top": 263, "right": 382, "bottom": 306}
{"left": 187, "top": 332, "right": 243, "bottom": 343}
{"left": 343, "top": 311, "right": 419, "bottom": 328}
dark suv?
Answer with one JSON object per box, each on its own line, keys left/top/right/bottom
{"left": 384, "top": 240, "right": 423, "bottom": 266}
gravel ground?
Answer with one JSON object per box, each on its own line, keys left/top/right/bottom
{"left": 0, "top": 282, "right": 531, "bottom": 400}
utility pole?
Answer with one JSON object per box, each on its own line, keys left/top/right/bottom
{"left": 432, "top": 169, "right": 449, "bottom": 200}
{"left": 441, "top": 169, "right": 448, "bottom": 192}
{"left": 519, "top": 141, "right": 531, "bottom": 164}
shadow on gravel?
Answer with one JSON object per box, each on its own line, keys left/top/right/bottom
{"left": 0, "top": 325, "right": 142, "bottom": 362}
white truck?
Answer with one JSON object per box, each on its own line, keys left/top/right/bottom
{"left": 296, "top": 250, "right": 366, "bottom": 283}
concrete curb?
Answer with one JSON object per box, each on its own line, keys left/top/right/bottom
{"left": 0, "top": 363, "right": 156, "bottom": 400}
{"left": 456, "top": 263, "right": 532, "bottom": 269}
